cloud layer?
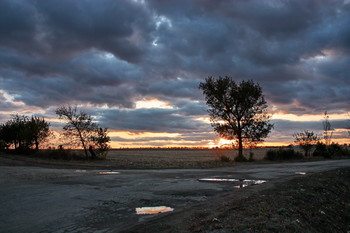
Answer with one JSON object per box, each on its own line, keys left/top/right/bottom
{"left": 1, "top": 0, "right": 349, "bottom": 146}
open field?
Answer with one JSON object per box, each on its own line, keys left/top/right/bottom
{"left": 108, "top": 148, "right": 269, "bottom": 162}
{"left": 0, "top": 147, "right": 304, "bottom": 169}
{"left": 0, "top": 147, "right": 336, "bottom": 169}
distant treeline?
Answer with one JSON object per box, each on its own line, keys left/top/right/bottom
{"left": 0, "top": 105, "right": 111, "bottom": 160}
{"left": 0, "top": 114, "right": 50, "bottom": 153}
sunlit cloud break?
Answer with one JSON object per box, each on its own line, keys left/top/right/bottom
{"left": 0, "top": 0, "right": 349, "bottom": 147}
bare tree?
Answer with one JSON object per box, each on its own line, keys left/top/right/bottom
{"left": 56, "top": 105, "right": 97, "bottom": 158}
{"left": 323, "top": 111, "right": 333, "bottom": 145}
{"left": 56, "top": 105, "right": 110, "bottom": 159}
{"left": 294, "top": 130, "right": 319, "bottom": 157}
{"left": 199, "top": 77, "right": 273, "bottom": 160}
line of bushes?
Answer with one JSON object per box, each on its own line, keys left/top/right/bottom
{"left": 265, "top": 148, "right": 304, "bottom": 161}
{"left": 313, "top": 143, "right": 350, "bottom": 158}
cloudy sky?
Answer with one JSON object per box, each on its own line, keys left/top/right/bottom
{"left": 1, "top": 0, "right": 349, "bottom": 148}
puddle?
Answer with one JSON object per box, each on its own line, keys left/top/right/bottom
{"left": 295, "top": 172, "right": 307, "bottom": 175}
{"left": 135, "top": 206, "right": 174, "bottom": 215}
{"left": 198, "top": 178, "right": 239, "bottom": 182}
{"left": 233, "top": 184, "right": 249, "bottom": 188}
{"left": 199, "top": 177, "right": 267, "bottom": 188}
{"left": 97, "top": 171, "right": 120, "bottom": 175}
{"left": 242, "top": 179, "right": 267, "bottom": 185}
{"left": 233, "top": 179, "right": 267, "bottom": 188}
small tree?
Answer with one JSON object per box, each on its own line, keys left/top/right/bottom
{"left": 91, "top": 127, "right": 111, "bottom": 159}
{"left": 28, "top": 116, "right": 51, "bottom": 150}
{"left": 56, "top": 105, "right": 97, "bottom": 158}
{"left": 293, "top": 130, "right": 319, "bottom": 157}
{"left": 56, "top": 105, "right": 110, "bottom": 159}
{"left": 199, "top": 77, "right": 273, "bottom": 160}
{"left": 323, "top": 111, "right": 333, "bottom": 145}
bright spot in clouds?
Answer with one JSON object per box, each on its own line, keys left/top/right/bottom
{"left": 135, "top": 99, "right": 173, "bottom": 109}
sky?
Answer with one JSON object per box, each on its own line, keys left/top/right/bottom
{"left": 0, "top": 0, "right": 350, "bottom": 148}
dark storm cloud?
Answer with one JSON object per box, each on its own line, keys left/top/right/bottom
{"left": 98, "top": 108, "right": 210, "bottom": 133}
{"left": 1, "top": 0, "right": 350, "bottom": 140}
{"left": 0, "top": 0, "right": 154, "bottom": 61}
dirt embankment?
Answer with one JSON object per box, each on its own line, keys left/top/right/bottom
{"left": 123, "top": 168, "right": 350, "bottom": 233}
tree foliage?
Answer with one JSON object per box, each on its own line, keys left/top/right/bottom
{"left": 56, "top": 105, "right": 110, "bottom": 159}
{"left": 0, "top": 114, "right": 50, "bottom": 152}
{"left": 293, "top": 130, "right": 319, "bottom": 157}
{"left": 199, "top": 77, "right": 273, "bottom": 159}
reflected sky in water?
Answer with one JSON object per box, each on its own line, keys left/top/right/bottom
{"left": 135, "top": 206, "right": 174, "bottom": 215}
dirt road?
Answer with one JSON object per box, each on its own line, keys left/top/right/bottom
{"left": 1, "top": 158, "right": 349, "bottom": 232}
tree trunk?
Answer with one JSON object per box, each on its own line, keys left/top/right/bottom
{"left": 237, "top": 132, "right": 243, "bottom": 159}
{"left": 35, "top": 138, "right": 39, "bottom": 151}
{"left": 77, "top": 130, "right": 88, "bottom": 159}
{"left": 89, "top": 146, "right": 97, "bottom": 159}
{"left": 81, "top": 140, "right": 88, "bottom": 159}
{"left": 236, "top": 120, "right": 244, "bottom": 160}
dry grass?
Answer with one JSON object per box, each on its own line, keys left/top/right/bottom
{"left": 107, "top": 148, "right": 273, "bottom": 162}
{"left": 1, "top": 147, "right": 308, "bottom": 169}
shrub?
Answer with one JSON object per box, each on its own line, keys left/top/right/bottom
{"left": 219, "top": 155, "right": 231, "bottom": 162}
{"left": 328, "top": 143, "right": 343, "bottom": 156}
{"left": 35, "top": 148, "right": 84, "bottom": 160}
{"left": 265, "top": 148, "right": 303, "bottom": 161}
{"left": 313, "top": 142, "right": 332, "bottom": 158}
{"left": 248, "top": 152, "right": 255, "bottom": 162}
{"left": 213, "top": 148, "right": 231, "bottom": 162}
{"left": 234, "top": 155, "right": 248, "bottom": 162}
{"left": 313, "top": 143, "right": 350, "bottom": 158}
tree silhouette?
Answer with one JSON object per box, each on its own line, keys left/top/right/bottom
{"left": 91, "top": 127, "right": 111, "bottom": 159}
{"left": 199, "top": 77, "right": 273, "bottom": 160}
{"left": 294, "top": 130, "right": 319, "bottom": 157}
{"left": 28, "top": 116, "right": 51, "bottom": 150}
{"left": 56, "top": 105, "right": 110, "bottom": 159}
{"left": 0, "top": 114, "right": 50, "bottom": 152}
{"left": 322, "top": 111, "right": 333, "bottom": 145}
{"left": 56, "top": 105, "right": 97, "bottom": 158}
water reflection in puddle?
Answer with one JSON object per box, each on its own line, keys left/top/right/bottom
{"left": 74, "top": 170, "right": 87, "bottom": 173}
{"left": 97, "top": 171, "right": 120, "bottom": 175}
{"left": 295, "top": 172, "right": 307, "bottom": 175}
{"left": 198, "top": 178, "right": 239, "bottom": 182}
{"left": 198, "top": 178, "right": 267, "bottom": 188}
{"left": 233, "top": 180, "right": 267, "bottom": 188}
{"left": 135, "top": 206, "right": 174, "bottom": 215}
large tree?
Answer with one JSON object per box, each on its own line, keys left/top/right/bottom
{"left": 199, "top": 77, "right": 273, "bottom": 160}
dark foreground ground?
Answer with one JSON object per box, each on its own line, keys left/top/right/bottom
{"left": 1, "top": 154, "right": 349, "bottom": 233}
{"left": 124, "top": 167, "right": 350, "bottom": 233}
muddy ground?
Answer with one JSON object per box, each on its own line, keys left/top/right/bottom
{"left": 124, "top": 168, "right": 350, "bottom": 233}
{"left": 0, "top": 155, "right": 349, "bottom": 233}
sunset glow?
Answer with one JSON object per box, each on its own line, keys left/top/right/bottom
{"left": 0, "top": 0, "right": 349, "bottom": 149}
